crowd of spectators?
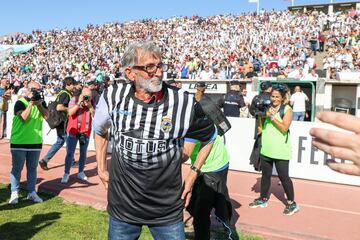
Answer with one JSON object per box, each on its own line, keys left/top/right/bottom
{"left": 0, "top": 9, "right": 359, "bottom": 90}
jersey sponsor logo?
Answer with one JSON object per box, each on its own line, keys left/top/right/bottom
{"left": 115, "top": 133, "right": 169, "bottom": 154}
{"left": 160, "top": 116, "right": 172, "bottom": 133}
{"left": 113, "top": 109, "right": 132, "bottom": 116}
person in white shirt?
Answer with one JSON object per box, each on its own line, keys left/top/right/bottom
{"left": 306, "top": 69, "right": 319, "bottom": 81}
{"left": 290, "top": 86, "right": 309, "bottom": 121}
{"left": 17, "top": 80, "right": 29, "bottom": 99}
{"left": 44, "top": 83, "right": 55, "bottom": 97}
{"left": 199, "top": 66, "right": 213, "bottom": 80}
{"left": 306, "top": 54, "right": 315, "bottom": 69}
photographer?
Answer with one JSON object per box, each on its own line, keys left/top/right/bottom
{"left": 249, "top": 81, "right": 272, "bottom": 120}
{"left": 9, "top": 81, "right": 49, "bottom": 204}
{"left": 61, "top": 87, "right": 94, "bottom": 183}
{"left": 39, "top": 77, "right": 76, "bottom": 170}
{"left": 249, "top": 81, "right": 272, "bottom": 170}
{"left": 249, "top": 84, "right": 299, "bottom": 216}
{"left": 0, "top": 78, "right": 12, "bottom": 139}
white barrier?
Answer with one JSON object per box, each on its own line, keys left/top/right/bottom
{"left": 225, "top": 117, "right": 360, "bottom": 186}
{"left": 5, "top": 96, "right": 360, "bottom": 186}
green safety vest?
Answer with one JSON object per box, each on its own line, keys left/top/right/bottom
{"left": 190, "top": 135, "right": 229, "bottom": 172}
{"left": 260, "top": 105, "right": 292, "bottom": 160}
{"left": 10, "top": 98, "right": 43, "bottom": 145}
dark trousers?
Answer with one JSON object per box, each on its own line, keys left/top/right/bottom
{"left": 319, "top": 42, "right": 325, "bottom": 52}
{"left": 260, "top": 155, "right": 294, "bottom": 201}
{"left": 2, "top": 111, "right": 7, "bottom": 138}
{"left": 310, "top": 43, "right": 317, "bottom": 55}
{"left": 187, "top": 168, "right": 233, "bottom": 240}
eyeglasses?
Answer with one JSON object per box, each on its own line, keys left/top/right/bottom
{"left": 132, "top": 63, "right": 168, "bottom": 74}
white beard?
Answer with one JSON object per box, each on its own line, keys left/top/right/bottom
{"left": 137, "top": 75, "right": 163, "bottom": 93}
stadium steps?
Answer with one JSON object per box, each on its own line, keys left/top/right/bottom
{"left": 314, "top": 51, "right": 327, "bottom": 70}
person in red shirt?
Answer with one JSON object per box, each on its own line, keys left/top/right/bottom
{"left": 61, "top": 87, "right": 95, "bottom": 183}
{"left": 318, "top": 33, "right": 326, "bottom": 52}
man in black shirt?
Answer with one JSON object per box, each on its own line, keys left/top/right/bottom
{"left": 39, "top": 77, "right": 76, "bottom": 170}
{"left": 219, "top": 80, "right": 245, "bottom": 117}
{"left": 93, "top": 41, "right": 215, "bottom": 240}
{"left": 245, "top": 66, "right": 258, "bottom": 79}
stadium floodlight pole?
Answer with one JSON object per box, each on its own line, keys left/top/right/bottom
{"left": 292, "top": 0, "right": 294, "bottom": 7}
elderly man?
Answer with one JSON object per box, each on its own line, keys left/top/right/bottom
{"left": 9, "top": 81, "right": 49, "bottom": 204}
{"left": 93, "top": 41, "right": 215, "bottom": 240}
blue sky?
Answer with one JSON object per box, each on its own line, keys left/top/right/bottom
{"left": 0, "top": 0, "right": 354, "bottom": 35}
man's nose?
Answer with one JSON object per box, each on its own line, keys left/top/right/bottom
{"left": 154, "top": 67, "right": 163, "bottom": 78}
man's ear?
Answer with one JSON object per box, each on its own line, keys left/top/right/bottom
{"left": 125, "top": 67, "right": 136, "bottom": 82}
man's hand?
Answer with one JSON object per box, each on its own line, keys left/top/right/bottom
{"left": 98, "top": 169, "right": 109, "bottom": 189}
{"left": 181, "top": 171, "right": 197, "bottom": 208}
{"left": 310, "top": 112, "right": 360, "bottom": 176}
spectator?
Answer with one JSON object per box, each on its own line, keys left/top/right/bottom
{"left": 245, "top": 66, "right": 258, "bottom": 79}
{"left": 240, "top": 87, "right": 251, "bottom": 118}
{"left": 306, "top": 69, "right": 319, "bottom": 81}
{"left": 1, "top": 10, "right": 358, "bottom": 88}
{"left": 290, "top": 86, "right": 309, "bottom": 121}
{"left": 17, "top": 80, "right": 29, "bottom": 99}
{"left": 199, "top": 66, "right": 213, "bottom": 80}
{"left": 318, "top": 33, "right": 326, "bottom": 52}
{"left": 0, "top": 79, "right": 12, "bottom": 138}
{"left": 44, "top": 83, "right": 55, "bottom": 97}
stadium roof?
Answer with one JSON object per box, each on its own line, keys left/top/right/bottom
{"left": 291, "top": 0, "right": 358, "bottom": 7}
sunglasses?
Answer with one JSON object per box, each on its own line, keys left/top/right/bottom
{"left": 272, "top": 83, "right": 286, "bottom": 91}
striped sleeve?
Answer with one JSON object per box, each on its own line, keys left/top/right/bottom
{"left": 93, "top": 90, "right": 112, "bottom": 137}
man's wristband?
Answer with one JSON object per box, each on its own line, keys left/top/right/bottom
{"left": 190, "top": 165, "right": 202, "bottom": 176}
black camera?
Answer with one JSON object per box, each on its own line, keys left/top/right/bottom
{"left": 31, "top": 88, "right": 44, "bottom": 101}
{"left": 83, "top": 96, "right": 90, "bottom": 101}
{"left": 252, "top": 93, "right": 272, "bottom": 116}
{"left": 77, "top": 133, "right": 87, "bottom": 145}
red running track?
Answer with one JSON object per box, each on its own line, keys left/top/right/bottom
{"left": 0, "top": 140, "right": 359, "bottom": 240}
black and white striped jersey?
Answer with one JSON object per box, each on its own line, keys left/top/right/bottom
{"left": 94, "top": 82, "right": 215, "bottom": 225}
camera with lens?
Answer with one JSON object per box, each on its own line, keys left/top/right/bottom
{"left": 77, "top": 133, "right": 87, "bottom": 145}
{"left": 83, "top": 96, "right": 90, "bottom": 101}
{"left": 31, "top": 88, "right": 44, "bottom": 102}
{"left": 252, "top": 93, "right": 272, "bottom": 116}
